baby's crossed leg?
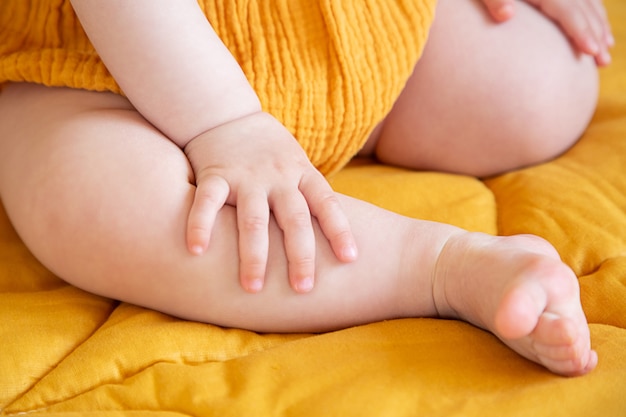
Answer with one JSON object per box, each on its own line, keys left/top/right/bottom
{"left": 0, "top": 83, "right": 596, "bottom": 376}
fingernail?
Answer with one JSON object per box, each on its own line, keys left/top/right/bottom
{"left": 297, "top": 277, "right": 314, "bottom": 293}
{"left": 495, "top": 4, "right": 514, "bottom": 20}
{"left": 190, "top": 245, "right": 204, "bottom": 255}
{"left": 607, "top": 33, "right": 615, "bottom": 48}
{"left": 342, "top": 245, "right": 358, "bottom": 262}
{"left": 248, "top": 279, "right": 263, "bottom": 293}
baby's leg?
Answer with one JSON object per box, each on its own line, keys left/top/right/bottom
{"left": 0, "top": 83, "right": 595, "bottom": 375}
{"left": 366, "top": 0, "right": 599, "bottom": 177}
{"left": 0, "top": 83, "right": 440, "bottom": 332}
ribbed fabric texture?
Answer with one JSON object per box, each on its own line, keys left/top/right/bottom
{"left": 0, "top": 0, "right": 436, "bottom": 175}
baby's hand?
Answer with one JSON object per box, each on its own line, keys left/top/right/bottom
{"left": 183, "top": 112, "right": 358, "bottom": 293}
{"left": 481, "top": 0, "right": 614, "bottom": 66}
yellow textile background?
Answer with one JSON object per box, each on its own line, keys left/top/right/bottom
{"left": 2, "top": 1, "right": 626, "bottom": 415}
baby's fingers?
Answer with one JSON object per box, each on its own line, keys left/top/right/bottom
{"left": 301, "top": 174, "right": 358, "bottom": 264}
{"left": 586, "top": 0, "right": 615, "bottom": 48}
{"left": 237, "top": 190, "right": 270, "bottom": 293}
{"left": 528, "top": 0, "right": 612, "bottom": 65}
{"left": 187, "top": 175, "right": 229, "bottom": 255}
{"left": 271, "top": 190, "right": 316, "bottom": 293}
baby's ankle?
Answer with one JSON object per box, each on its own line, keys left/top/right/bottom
{"left": 430, "top": 232, "right": 467, "bottom": 320}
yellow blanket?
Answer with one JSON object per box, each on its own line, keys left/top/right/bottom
{"left": 1, "top": 1, "right": 626, "bottom": 415}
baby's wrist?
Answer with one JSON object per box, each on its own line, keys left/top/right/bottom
{"left": 185, "top": 110, "right": 277, "bottom": 147}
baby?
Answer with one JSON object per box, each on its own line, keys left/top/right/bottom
{"left": 0, "top": 0, "right": 613, "bottom": 377}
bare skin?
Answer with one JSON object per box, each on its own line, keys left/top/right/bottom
{"left": 362, "top": 0, "right": 603, "bottom": 176}
{"left": 0, "top": 82, "right": 597, "bottom": 377}
{"left": 0, "top": 0, "right": 613, "bottom": 376}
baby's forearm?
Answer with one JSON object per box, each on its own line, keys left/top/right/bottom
{"left": 70, "top": 0, "right": 262, "bottom": 147}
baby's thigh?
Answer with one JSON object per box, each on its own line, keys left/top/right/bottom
{"left": 0, "top": 83, "right": 195, "bottom": 282}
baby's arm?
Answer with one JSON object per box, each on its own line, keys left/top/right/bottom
{"left": 69, "top": 0, "right": 357, "bottom": 293}
{"left": 481, "top": 0, "right": 614, "bottom": 66}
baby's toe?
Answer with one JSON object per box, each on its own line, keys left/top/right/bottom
{"left": 533, "top": 313, "right": 579, "bottom": 345}
{"left": 531, "top": 316, "right": 595, "bottom": 376}
{"left": 539, "top": 349, "right": 598, "bottom": 377}
{"left": 533, "top": 340, "right": 586, "bottom": 364}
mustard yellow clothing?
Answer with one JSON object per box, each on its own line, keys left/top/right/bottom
{"left": 0, "top": 0, "right": 436, "bottom": 175}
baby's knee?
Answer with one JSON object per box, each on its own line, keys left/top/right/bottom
{"left": 485, "top": 1, "right": 600, "bottom": 167}
{"left": 374, "top": 0, "right": 600, "bottom": 177}
{"left": 457, "top": 0, "right": 601, "bottom": 172}
{"left": 508, "top": 53, "right": 598, "bottom": 167}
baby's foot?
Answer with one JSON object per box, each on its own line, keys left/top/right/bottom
{"left": 432, "top": 233, "right": 597, "bottom": 376}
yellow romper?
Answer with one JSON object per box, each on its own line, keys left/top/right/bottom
{"left": 0, "top": 0, "right": 436, "bottom": 176}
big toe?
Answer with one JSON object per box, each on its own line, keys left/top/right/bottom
{"left": 494, "top": 284, "right": 546, "bottom": 340}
